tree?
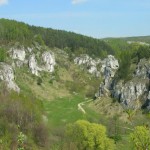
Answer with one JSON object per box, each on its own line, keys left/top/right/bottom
{"left": 66, "top": 120, "right": 115, "bottom": 150}
{"left": 130, "top": 126, "right": 150, "bottom": 150}
{"left": 34, "top": 34, "right": 45, "bottom": 45}
{"left": 137, "top": 46, "right": 150, "bottom": 61}
{"left": 117, "top": 50, "right": 132, "bottom": 80}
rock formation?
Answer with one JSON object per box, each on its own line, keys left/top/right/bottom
{"left": 42, "top": 51, "right": 56, "bottom": 72}
{"left": 96, "top": 57, "right": 150, "bottom": 109}
{"left": 112, "top": 79, "right": 148, "bottom": 108}
{"left": 74, "top": 54, "right": 101, "bottom": 76}
{"left": 28, "top": 54, "right": 41, "bottom": 76}
{"left": 11, "top": 48, "right": 26, "bottom": 61}
{"left": 0, "top": 63, "right": 20, "bottom": 92}
{"left": 95, "top": 55, "right": 119, "bottom": 97}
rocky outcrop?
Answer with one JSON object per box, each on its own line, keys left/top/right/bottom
{"left": 134, "top": 59, "right": 150, "bottom": 79}
{"left": 95, "top": 55, "right": 119, "bottom": 97}
{"left": 10, "top": 48, "right": 26, "bottom": 67}
{"left": 74, "top": 54, "right": 101, "bottom": 76}
{"left": 42, "top": 51, "right": 56, "bottom": 72}
{"left": 112, "top": 79, "right": 148, "bottom": 108}
{"left": 1, "top": 45, "right": 57, "bottom": 92}
{"left": 101, "top": 55, "right": 119, "bottom": 88}
{"left": 28, "top": 51, "right": 56, "bottom": 76}
{"left": 11, "top": 48, "right": 26, "bottom": 61}
{"left": 113, "top": 59, "right": 150, "bottom": 108}
{"left": 74, "top": 54, "right": 119, "bottom": 79}
{"left": 28, "top": 54, "right": 42, "bottom": 76}
{"left": 10, "top": 46, "right": 56, "bottom": 76}
{"left": 96, "top": 57, "right": 150, "bottom": 109}
{"left": 0, "top": 63, "right": 20, "bottom": 92}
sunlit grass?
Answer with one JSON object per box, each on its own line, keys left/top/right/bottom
{"left": 43, "top": 95, "right": 100, "bottom": 127}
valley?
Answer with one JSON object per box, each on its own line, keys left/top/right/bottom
{"left": 0, "top": 19, "right": 150, "bottom": 149}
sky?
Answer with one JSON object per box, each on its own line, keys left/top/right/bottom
{"left": 0, "top": 0, "right": 150, "bottom": 38}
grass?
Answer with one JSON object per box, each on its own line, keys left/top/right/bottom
{"left": 116, "top": 135, "right": 134, "bottom": 150}
{"left": 43, "top": 95, "right": 100, "bottom": 127}
{"left": 43, "top": 94, "right": 138, "bottom": 150}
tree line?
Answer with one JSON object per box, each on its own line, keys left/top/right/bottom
{"left": 0, "top": 18, "right": 114, "bottom": 58}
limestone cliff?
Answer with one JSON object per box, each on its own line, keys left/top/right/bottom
{"left": 74, "top": 54, "right": 101, "bottom": 77}
{"left": 0, "top": 46, "right": 56, "bottom": 92}
{"left": 96, "top": 57, "right": 150, "bottom": 110}
{"left": 0, "top": 63, "right": 20, "bottom": 92}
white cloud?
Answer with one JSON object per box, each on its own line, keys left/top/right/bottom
{"left": 72, "top": 0, "right": 87, "bottom": 5}
{"left": 0, "top": 0, "right": 8, "bottom": 6}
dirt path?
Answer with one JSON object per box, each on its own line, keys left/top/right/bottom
{"left": 78, "top": 99, "right": 93, "bottom": 114}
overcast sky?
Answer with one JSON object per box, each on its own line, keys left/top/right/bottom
{"left": 0, "top": 0, "right": 150, "bottom": 38}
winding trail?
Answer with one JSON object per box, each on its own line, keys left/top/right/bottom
{"left": 78, "top": 99, "right": 93, "bottom": 114}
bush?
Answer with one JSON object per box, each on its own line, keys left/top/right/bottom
{"left": 66, "top": 120, "right": 116, "bottom": 150}
{"left": 33, "top": 123, "right": 49, "bottom": 147}
{"left": 137, "top": 45, "right": 150, "bottom": 61}
{"left": 130, "top": 126, "right": 150, "bottom": 150}
{"left": 0, "top": 48, "right": 7, "bottom": 62}
{"left": 37, "top": 77, "right": 42, "bottom": 85}
{"left": 0, "top": 90, "right": 46, "bottom": 149}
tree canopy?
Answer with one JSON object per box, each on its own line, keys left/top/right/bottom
{"left": 66, "top": 120, "right": 116, "bottom": 150}
{"left": 130, "top": 126, "right": 150, "bottom": 150}
{"left": 0, "top": 18, "right": 114, "bottom": 58}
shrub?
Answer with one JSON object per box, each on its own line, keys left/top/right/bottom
{"left": 33, "top": 123, "right": 49, "bottom": 147}
{"left": 130, "top": 126, "right": 150, "bottom": 150}
{"left": 0, "top": 48, "right": 7, "bottom": 62}
{"left": 66, "top": 120, "right": 116, "bottom": 150}
{"left": 37, "top": 77, "right": 42, "bottom": 85}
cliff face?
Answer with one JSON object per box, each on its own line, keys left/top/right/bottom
{"left": 74, "top": 54, "right": 101, "bottom": 77}
{"left": 95, "top": 57, "right": 150, "bottom": 110}
{"left": 1, "top": 44, "right": 150, "bottom": 110}
{"left": 0, "top": 63, "right": 20, "bottom": 92}
{"left": 0, "top": 45, "right": 56, "bottom": 92}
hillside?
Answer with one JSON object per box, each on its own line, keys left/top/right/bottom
{"left": 104, "top": 36, "right": 150, "bottom": 43}
{"left": 1, "top": 19, "right": 150, "bottom": 150}
{"left": 0, "top": 18, "right": 114, "bottom": 58}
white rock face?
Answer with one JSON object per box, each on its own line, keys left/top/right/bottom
{"left": 109, "top": 58, "right": 150, "bottom": 109}
{"left": 42, "top": 51, "right": 56, "bottom": 72}
{"left": 96, "top": 55, "right": 119, "bottom": 97}
{"left": 101, "top": 55, "right": 119, "bottom": 74}
{"left": 0, "top": 63, "right": 20, "bottom": 92}
{"left": 101, "top": 55, "right": 119, "bottom": 87}
{"left": 11, "top": 48, "right": 26, "bottom": 61}
{"left": 112, "top": 80, "right": 147, "bottom": 108}
{"left": 134, "top": 59, "right": 150, "bottom": 79}
{"left": 74, "top": 54, "right": 119, "bottom": 79}
{"left": 28, "top": 51, "right": 56, "bottom": 76}
{"left": 29, "top": 55, "right": 41, "bottom": 76}
{"left": 27, "top": 47, "right": 33, "bottom": 53}
{"left": 74, "top": 54, "right": 101, "bottom": 76}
